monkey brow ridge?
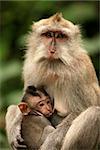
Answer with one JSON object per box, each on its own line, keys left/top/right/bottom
{"left": 35, "top": 97, "right": 50, "bottom": 105}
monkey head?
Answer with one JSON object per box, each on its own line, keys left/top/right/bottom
{"left": 26, "top": 13, "right": 81, "bottom": 65}
{"left": 20, "top": 86, "right": 54, "bottom": 117}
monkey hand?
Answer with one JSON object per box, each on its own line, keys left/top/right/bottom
{"left": 11, "top": 136, "right": 26, "bottom": 149}
{"left": 11, "top": 137, "right": 27, "bottom": 149}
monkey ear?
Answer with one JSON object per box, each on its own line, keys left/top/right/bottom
{"left": 18, "top": 102, "right": 30, "bottom": 114}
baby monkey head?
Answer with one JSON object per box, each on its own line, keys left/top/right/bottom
{"left": 19, "top": 86, "right": 54, "bottom": 117}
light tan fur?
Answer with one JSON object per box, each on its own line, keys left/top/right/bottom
{"left": 23, "top": 13, "right": 100, "bottom": 116}
{"left": 5, "top": 105, "right": 24, "bottom": 149}
{"left": 61, "top": 106, "right": 100, "bottom": 150}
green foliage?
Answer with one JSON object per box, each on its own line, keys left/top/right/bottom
{"left": 0, "top": 1, "right": 99, "bottom": 149}
{"left": 62, "top": 3, "right": 96, "bottom": 23}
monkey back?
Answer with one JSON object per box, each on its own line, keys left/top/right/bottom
{"left": 21, "top": 114, "right": 51, "bottom": 150}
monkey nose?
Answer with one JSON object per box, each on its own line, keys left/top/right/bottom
{"left": 49, "top": 48, "right": 56, "bottom": 53}
{"left": 48, "top": 109, "right": 52, "bottom": 114}
{"left": 49, "top": 43, "right": 56, "bottom": 53}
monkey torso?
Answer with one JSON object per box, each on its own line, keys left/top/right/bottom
{"left": 23, "top": 52, "right": 100, "bottom": 117}
{"left": 21, "top": 114, "right": 51, "bottom": 150}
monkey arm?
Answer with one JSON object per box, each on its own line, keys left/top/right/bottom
{"left": 61, "top": 107, "right": 100, "bottom": 150}
{"left": 40, "top": 113, "right": 76, "bottom": 150}
{"left": 79, "top": 54, "right": 100, "bottom": 105}
{"left": 40, "top": 107, "right": 100, "bottom": 150}
{"left": 5, "top": 105, "right": 27, "bottom": 149}
{"left": 40, "top": 125, "right": 55, "bottom": 144}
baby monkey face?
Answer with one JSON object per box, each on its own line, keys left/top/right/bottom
{"left": 36, "top": 98, "right": 53, "bottom": 117}
{"left": 28, "top": 95, "right": 53, "bottom": 117}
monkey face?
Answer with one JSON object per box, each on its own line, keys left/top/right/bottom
{"left": 40, "top": 30, "right": 69, "bottom": 60}
{"left": 28, "top": 13, "right": 80, "bottom": 65}
{"left": 36, "top": 98, "right": 53, "bottom": 117}
{"left": 28, "top": 95, "right": 53, "bottom": 117}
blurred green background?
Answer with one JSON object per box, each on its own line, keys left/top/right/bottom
{"left": 0, "top": 1, "right": 99, "bottom": 149}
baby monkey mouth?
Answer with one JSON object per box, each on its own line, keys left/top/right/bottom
{"left": 45, "top": 112, "right": 53, "bottom": 117}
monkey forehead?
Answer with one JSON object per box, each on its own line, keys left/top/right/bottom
{"left": 33, "top": 25, "right": 73, "bottom": 35}
{"left": 29, "top": 95, "right": 50, "bottom": 104}
{"left": 32, "top": 13, "right": 78, "bottom": 33}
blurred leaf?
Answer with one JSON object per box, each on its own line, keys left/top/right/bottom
{"left": 5, "top": 90, "right": 22, "bottom": 105}
{"left": 16, "top": 34, "right": 27, "bottom": 48}
{"left": 63, "top": 3, "right": 96, "bottom": 23}
{"left": 84, "top": 36, "right": 100, "bottom": 54}
{"left": 34, "top": 1, "right": 54, "bottom": 12}
{"left": 0, "top": 39, "right": 9, "bottom": 60}
{"left": 0, "top": 129, "right": 10, "bottom": 149}
{"left": 0, "top": 61, "right": 22, "bottom": 83}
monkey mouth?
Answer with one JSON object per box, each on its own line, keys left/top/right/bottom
{"left": 48, "top": 51, "right": 59, "bottom": 60}
{"left": 38, "top": 56, "right": 64, "bottom": 66}
{"left": 45, "top": 112, "right": 52, "bottom": 117}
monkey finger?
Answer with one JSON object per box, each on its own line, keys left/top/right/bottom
{"left": 16, "top": 144, "right": 27, "bottom": 148}
{"left": 13, "top": 139, "right": 27, "bottom": 149}
{"left": 17, "top": 139, "right": 27, "bottom": 148}
{"left": 19, "top": 137, "right": 24, "bottom": 142}
{"left": 16, "top": 134, "right": 24, "bottom": 142}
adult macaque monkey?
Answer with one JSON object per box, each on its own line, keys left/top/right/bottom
{"left": 6, "top": 13, "right": 100, "bottom": 149}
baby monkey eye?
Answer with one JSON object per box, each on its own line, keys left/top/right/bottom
{"left": 47, "top": 100, "right": 50, "bottom": 104}
{"left": 39, "top": 103, "right": 44, "bottom": 107}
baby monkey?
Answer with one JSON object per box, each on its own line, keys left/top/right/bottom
{"left": 6, "top": 86, "right": 76, "bottom": 150}
{"left": 19, "top": 86, "right": 53, "bottom": 117}
{"left": 17, "top": 86, "right": 55, "bottom": 150}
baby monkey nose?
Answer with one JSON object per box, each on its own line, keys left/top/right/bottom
{"left": 46, "top": 105, "right": 52, "bottom": 112}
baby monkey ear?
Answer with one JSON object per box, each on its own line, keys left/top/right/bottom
{"left": 18, "top": 102, "right": 31, "bottom": 115}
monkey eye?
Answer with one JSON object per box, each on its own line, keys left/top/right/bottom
{"left": 56, "top": 33, "right": 67, "bottom": 39}
{"left": 41, "top": 32, "right": 53, "bottom": 38}
{"left": 47, "top": 100, "right": 50, "bottom": 104}
{"left": 39, "top": 103, "right": 44, "bottom": 107}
